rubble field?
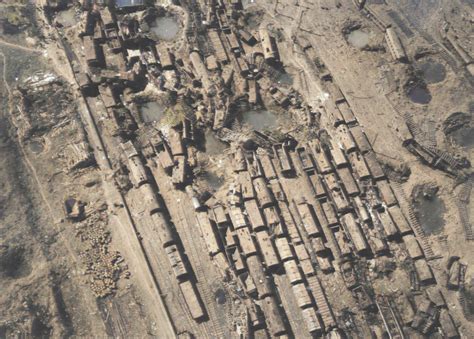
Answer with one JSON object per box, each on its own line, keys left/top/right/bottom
{"left": 0, "top": 0, "right": 473, "bottom": 337}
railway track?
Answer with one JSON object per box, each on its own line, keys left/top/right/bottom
{"left": 153, "top": 167, "right": 228, "bottom": 338}
{"left": 423, "top": 121, "right": 437, "bottom": 148}
{"left": 307, "top": 275, "right": 336, "bottom": 330}
{"left": 391, "top": 182, "right": 435, "bottom": 259}
{"left": 176, "top": 211, "right": 222, "bottom": 338}
{"left": 386, "top": 10, "right": 414, "bottom": 38}
{"left": 177, "top": 202, "right": 227, "bottom": 339}
{"left": 458, "top": 179, "right": 473, "bottom": 240}
{"left": 175, "top": 286, "right": 205, "bottom": 337}
{"left": 375, "top": 295, "right": 405, "bottom": 339}
{"left": 137, "top": 215, "right": 204, "bottom": 336}
{"left": 404, "top": 112, "right": 423, "bottom": 140}
{"left": 46, "top": 24, "right": 178, "bottom": 336}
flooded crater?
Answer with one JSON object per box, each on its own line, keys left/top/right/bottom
{"left": 407, "top": 84, "right": 432, "bottom": 105}
{"left": 444, "top": 112, "right": 474, "bottom": 149}
{"left": 200, "top": 171, "right": 224, "bottom": 191}
{"left": 239, "top": 109, "right": 279, "bottom": 130}
{"left": 28, "top": 139, "right": 45, "bottom": 154}
{"left": 151, "top": 16, "right": 180, "bottom": 41}
{"left": 214, "top": 288, "right": 227, "bottom": 305}
{"left": 346, "top": 29, "right": 375, "bottom": 49}
{"left": 450, "top": 125, "right": 474, "bottom": 149}
{"left": 139, "top": 101, "right": 166, "bottom": 123}
{"left": 204, "top": 130, "right": 228, "bottom": 156}
{"left": 55, "top": 8, "right": 79, "bottom": 28}
{"left": 412, "top": 185, "right": 446, "bottom": 235}
{"left": 418, "top": 60, "right": 446, "bottom": 84}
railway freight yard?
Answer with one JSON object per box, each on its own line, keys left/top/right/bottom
{"left": 0, "top": 0, "right": 473, "bottom": 337}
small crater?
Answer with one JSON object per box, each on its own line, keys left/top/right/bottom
{"left": 28, "top": 139, "right": 44, "bottom": 154}
{"left": 200, "top": 171, "right": 224, "bottom": 191}
{"left": 204, "top": 130, "right": 229, "bottom": 156}
{"left": 31, "top": 316, "right": 51, "bottom": 337}
{"left": 0, "top": 244, "right": 32, "bottom": 279}
{"left": 443, "top": 112, "right": 474, "bottom": 149}
{"left": 214, "top": 288, "right": 227, "bottom": 305}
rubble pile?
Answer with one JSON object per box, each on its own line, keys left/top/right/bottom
{"left": 76, "top": 212, "right": 124, "bottom": 298}
{"left": 15, "top": 74, "right": 74, "bottom": 138}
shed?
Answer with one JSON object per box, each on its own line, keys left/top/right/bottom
{"left": 157, "top": 45, "right": 174, "bottom": 69}
{"left": 259, "top": 27, "right": 278, "bottom": 61}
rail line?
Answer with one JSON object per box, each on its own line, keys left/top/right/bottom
{"left": 43, "top": 20, "right": 177, "bottom": 336}
{"left": 391, "top": 181, "right": 435, "bottom": 259}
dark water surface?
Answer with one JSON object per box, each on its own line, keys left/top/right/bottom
{"left": 414, "top": 193, "right": 446, "bottom": 235}
{"left": 407, "top": 85, "right": 432, "bottom": 104}
{"left": 240, "top": 109, "right": 279, "bottom": 130}
{"left": 419, "top": 61, "right": 446, "bottom": 84}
